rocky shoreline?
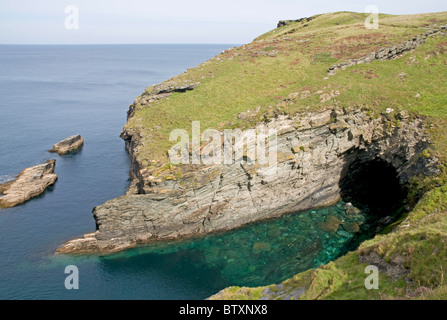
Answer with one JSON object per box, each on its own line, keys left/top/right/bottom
{"left": 56, "top": 22, "right": 445, "bottom": 256}
{"left": 57, "top": 106, "right": 438, "bottom": 254}
{"left": 0, "top": 160, "right": 58, "bottom": 209}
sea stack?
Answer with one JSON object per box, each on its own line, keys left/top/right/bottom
{"left": 0, "top": 160, "right": 58, "bottom": 209}
{"left": 49, "top": 135, "right": 84, "bottom": 155}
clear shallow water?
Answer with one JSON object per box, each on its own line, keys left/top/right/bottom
{"left": 100, "top": 202, "right": 376, "bottom": 289}
{"left": 0, "top": 44, "right": 376, "bottom": 300}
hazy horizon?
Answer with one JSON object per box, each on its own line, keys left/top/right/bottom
{"left": 1, "top": 0, "right": 447, "bottom": 45}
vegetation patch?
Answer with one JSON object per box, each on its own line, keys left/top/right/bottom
{"left": 125, "top": 11, "right": 447, "bottom": 300}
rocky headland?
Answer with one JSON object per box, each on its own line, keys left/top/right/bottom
{"left": 57, "top": 106, "right": 438, "bottom": 254}
{"left": 56, "top": 10, "right": 447, "bottom": 300}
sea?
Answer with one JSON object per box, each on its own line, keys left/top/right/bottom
{"left": 0, "top": 44, "right": 374, "bottom": 300}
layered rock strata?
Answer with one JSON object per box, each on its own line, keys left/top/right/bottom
{"left": 0, "top": 160, "right": 58, "bottom": 209}
{"left": 57, "top": 108, "right": 438, "bottom": 254}
{"left": 49, "top": 135, "right": 84, "bottom": 155}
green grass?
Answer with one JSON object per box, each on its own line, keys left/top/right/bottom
{"left": 359, "top": 210, "right": 447, "bottom": 288}
{"left": 211, "top": 253, "right": 409, "bottom": 300}
{"left": 127, "top": 11, "right": 447, "bottom": 169}
{"left": 125, "top": 11, "right": 447, "bottom": 299}
{"left": 313, "top": 52, "right": 339, "bottom": 63}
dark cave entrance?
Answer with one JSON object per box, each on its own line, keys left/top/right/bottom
{"left": 339, "top": 158, "right": 406, "bottom": 215}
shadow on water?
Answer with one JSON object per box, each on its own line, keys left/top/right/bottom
{"left": 55, "top": 144, "right": 84, "bottom": 157}
{"left": 1, "top": 44, "right": 410, "bottom": 299}
{"left": 31, "top": 157, "right": 410, "bottom": 299}
{"left": 339, "top": 157, "right": 409, "bottom": 248}
{"left": 0, "top": 44, "right": 245, "bottom": 300}
{"left": 340, "top": 158, "right": 405, "bottom": 214}
{"left": 92, "top": 159, "right": 410, "bottom": 293}
{"left": 96, "top": 200, "right": 380, "bottom": 290}
{"left": 34, "top": 156, "right": 410, "bottom": 299}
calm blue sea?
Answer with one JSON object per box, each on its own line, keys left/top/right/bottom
{"left": 0, "top": 44, "right": 236, "bottom": 299}
{"left": 0, "top": 44, "right": 374, "bottom": 300}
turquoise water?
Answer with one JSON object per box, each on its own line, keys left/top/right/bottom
{"left": 13, "top": 200, "right": 375, "bottom": 300}
{"left": 103, "top": 201, "right": 374, "bottom": 288}
{"left": 0, "top": 44, "right": 380, "bottom": 300}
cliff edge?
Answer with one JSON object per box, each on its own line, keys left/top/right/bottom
{"left": 58, "top": 11, "right": 447, "bottom": 300}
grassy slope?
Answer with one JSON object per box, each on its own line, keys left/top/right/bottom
{"left": 126, "top": 11, "right": 447, "bottom": 299}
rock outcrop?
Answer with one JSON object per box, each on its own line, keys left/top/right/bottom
{"left": 56, "top": 22, "right": 446, "bottom": 255}
{"left": 49, "top": 135, "right": 84, "bottom": 155}
{"left": 126, "top": 81, "right": 200, "bottom": 120}
{"left": 57, "top": 108, "right": 438, "bottom": 255}
{"left": 328, "top": 25, "right": 447, "bottom": 76}
{"left": 0, "top": 160, "right": 58, "bottom": 209}
{"left": 277, "top": 17, "right": 313, "bottom": 28}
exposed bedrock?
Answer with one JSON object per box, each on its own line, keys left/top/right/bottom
{"left": 57, "top": 109, "right": 439, "bottom": 254}
{"left": 49, "top": 135, "right": 84, "bottom": 155}
{"left": 0, "top": 160, "right": 58, "bottom": 209}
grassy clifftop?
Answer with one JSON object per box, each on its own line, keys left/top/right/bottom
{"left": 126, "top": 11, "right": 447, "bottom": 165}
{"left": 126, "top": 11, "right": 447, "bottom": 299}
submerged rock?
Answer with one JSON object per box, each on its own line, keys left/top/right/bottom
{"left": 345, "top": 203, "right": 362, "bottom": 215}
{"left": 49, "top": 135, "right": 84, "bottom": 155}
{"left": 320, "top": 215, "right": 342, "bottom": 233}
{"left": 252, "top": 242, "right": 272, "bottom": 254}
{"left": 343, "top": 222, "right": 361, "bottom": 233}
{"left": 0, "top": 160, "right": 58, "bottom": 209}
{"left": 336, "top": 230, "right": 352, "bottom": 238}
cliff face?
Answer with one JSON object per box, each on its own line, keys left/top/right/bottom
{"left": 56, "top": 12, "right": 447, "bottom": 257}
{"left": 57, "top": 107, "right": 438, "bottom": 254}
{"left": 55, "top": 10, "right": 447, "bottom": 300}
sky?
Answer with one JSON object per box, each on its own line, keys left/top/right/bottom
{"left": 1, "top": 0, "right": 447, "bottom": 44}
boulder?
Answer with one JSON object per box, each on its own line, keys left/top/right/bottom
{"left": 343, "top": 222, "right": 361, "bottom": 233}
{"left": 320, "top": 215, "right": 342, "bottom": 233}
{"left": 344, "top": 203, "right": 362, "bottom": 215}
{"left": 49, "top": 135, "right": 84, "bottom": 155}
{"left": 0, "top": 160, "right": 58, "bottom": 209}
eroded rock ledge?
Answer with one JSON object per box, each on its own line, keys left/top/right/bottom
{"left": 57, "top": 108, "right": 438, "bottom": 255}
{"left": 0, "top": 160, "right": 58, "bottom": 209}
{"left": 126, "top": 81, "right": 200, "bottom": 120}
